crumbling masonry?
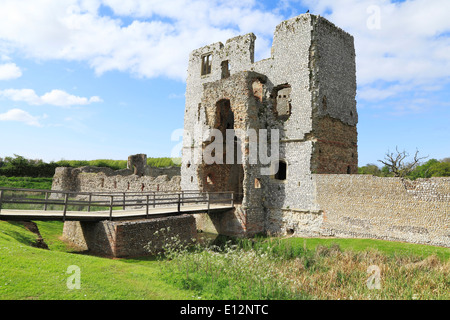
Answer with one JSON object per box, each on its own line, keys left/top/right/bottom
{"left": 56, "top": 14, "right": 449, "bottom": 252}
{"left": 181, "top": 14, "right": 358, "bottom": 236}
{"left": 180, "top": 13, "right": 448, "bottom": 246}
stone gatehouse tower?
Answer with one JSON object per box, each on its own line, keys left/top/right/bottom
{"left": 181, "top": 13, "right": 358, "bottom": 236}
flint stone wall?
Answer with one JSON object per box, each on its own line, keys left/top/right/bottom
{"left": 267, "top": 175, "right": 449, "bottom": 248}
{"left": 52, "top": 166, "right": 181, "bottom": 195}
{"left": 62, "top": 214, "right": 197, "bottom": 257}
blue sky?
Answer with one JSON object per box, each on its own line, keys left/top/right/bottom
{"left": 0, "top": 0, "right": 449, "bottom": 166}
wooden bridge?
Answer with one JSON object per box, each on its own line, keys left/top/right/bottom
{"left": 0, "top": 187, "right": 235, "bottom": 222}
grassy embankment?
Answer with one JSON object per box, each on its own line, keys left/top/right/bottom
{"left": 0, "top": 176, "right": 448, "bottom": 300}
{"left": 0, "top": 220, "right": 194, "bottom": 300}
{"left": 0, "top": 176, "right": 53, "bottom": 190}
{"left": 0, "top": 219, "right": 448, "bottom": 300}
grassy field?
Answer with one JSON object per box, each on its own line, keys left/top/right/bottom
{"left": 275, "top": 237, "right": 450, "bottom": 261}
{"left": 0, "top": 176, "right": 53, "bottom": 190}
{"left": 0, "top": 221, "right": 193, "bottom": 300}
{"left": 0, "top": 220, "right": 448, "bottom": 300}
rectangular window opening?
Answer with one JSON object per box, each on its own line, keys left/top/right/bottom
{"left": 221, "top": 60, "right": 230, "bottom": 79}
{"left": 201, "top": 53, "right": 212, "bottom": 75}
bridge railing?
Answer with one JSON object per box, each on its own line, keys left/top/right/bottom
{"left": 0, "top": 187, "right": 234, "bottom": 221}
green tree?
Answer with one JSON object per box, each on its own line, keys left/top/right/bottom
{"left": 428, "top": 162, "right": 450, "bottom": 177}
{"left": 358, "top": 164, "right": 381, "bottom": 176}
{"left": 408, "top": 159, "right": 439, "bottom": 179}
{"left": 380, "top": 165, "right": 392, "bottom": 177}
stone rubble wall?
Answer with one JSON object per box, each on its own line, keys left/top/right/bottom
{"left": 266, "top": 175, "right": 449, "bottom": 248}
{"left": 317, "top": 175, "right": 448, "bottom": 247}
{"left": 52, "top": 166, "right": 181, "bottom": 195}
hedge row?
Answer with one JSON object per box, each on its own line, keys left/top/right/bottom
{"left": 0, "top": 155, "right": 181, "bottom": 178}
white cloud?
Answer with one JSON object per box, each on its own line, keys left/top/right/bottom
{"left": 0, "top": 0, "right": 448, "bottom": 101}
{"left": 40, "top": 90, "right": 102, "bottom": 107}
{"left": 0, "top": 108, "right": 42, "bottom": 126}
{"left": 0, "top": 0, "right": 281, "bottom": 81}
{"left": 0, "top": 63, "right": 22, "bottom": 80}
{"left": 0, "top": 89, "right": 102, "bottom": 107}
{"left": 299, "top": 0, "right": 450, "bottom": 100}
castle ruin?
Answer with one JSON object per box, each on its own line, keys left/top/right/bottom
{"left": 180, "top": 13, "right": 448, "bottom": 245}
{"left": 181, "top": 14, "right": 358, "bottom": 236}
{"left": 56, "top": 14, "right": 449, "bottom": 254}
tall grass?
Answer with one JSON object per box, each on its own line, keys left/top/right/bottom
{"left": 146, "top": 231, "right": 450, "bottom": 300}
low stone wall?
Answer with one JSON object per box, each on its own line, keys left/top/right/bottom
{"left": 313, "top": 175, "right": 450, "bottom": 247}
{"left": 52, "top": 166, "right": 181, "bottom": 195}
{"left": 62, "top": 215, "right": 197, "bottom": 257}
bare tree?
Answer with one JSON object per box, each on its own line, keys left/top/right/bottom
{"left": 378, "top": 147, "right": 428, "bottom": 178}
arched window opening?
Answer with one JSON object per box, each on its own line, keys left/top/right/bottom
{"left": 274, "top": 160, "right": 287, "bottom": 181}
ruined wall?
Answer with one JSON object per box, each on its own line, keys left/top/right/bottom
{"left": 52, "top": 165, "right": 181, "bottom": 194}
{"left": 180, "top": 13, "right": 359, "bottom": 237}
{"left": 176, "top": 13, "right": 449, "bottom": 248}
{"left": 198, "top": 72, "right": 268, "bottom": 236}
{"left": 127, "top": 154, "right": 150, "bottom": 176}
{"left": 181, "top": 34, "right": 256, "bottom": 192}
{"left": 267, "top": 175, "right": 450, "bottom": 248}
{"left": 315, "top": 175, "right": 449, "bottom": 247}
{"left": 310, "top": 115, "right": 358, "bottom": 174}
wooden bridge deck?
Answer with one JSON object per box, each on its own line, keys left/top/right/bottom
{"left": 0, "top": 187, "right": 235, "bottom": 222}
{"left": 0, "top": 203, "right": 233, "bottom": 221}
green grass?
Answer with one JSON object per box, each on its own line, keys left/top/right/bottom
{"left": 34, "top": 221, "right": 75, "bottom": 252}
{"left": 0, "top": 176, "right": 53, "bottom": 190}
{"left": 279, "top": 237, "right": 450, "bottom": 262}
{"left": 0, "top": 220, "right": 448, "bottom": 300}
{"left": 0, "top": 220, "right": 194, "bottom": 300}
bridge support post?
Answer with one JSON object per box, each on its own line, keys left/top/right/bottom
{"left": 177, "top": 194, "right": 181, "bottom": 213}
{"left": 146, "top": 195, "right": 149, "bottom": 218}
{"left": 63, "top": 193, "right": 69, "bottom": 222}
{"left": 88, "top": 193, "right": 92, "bottom": 212}
{"left": 0, "top": 190, "right": 3, "bottom": 213}
{"left": 109, "top": 196, "right": 114, "bottom": 221}
{"left": 44, "top": 192, "right": 49, "bottom": 211}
